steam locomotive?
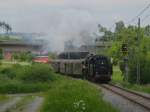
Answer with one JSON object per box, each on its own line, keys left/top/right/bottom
{"left": 51, "top": 52, "right": 112, "bottom": 83}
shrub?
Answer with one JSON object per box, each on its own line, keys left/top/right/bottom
{"left": 12, "top": 52, "right": 33, "bottom": 62}
{"left": 0, "top": 63, "right": 54, "bottom": 93}
{"left": 0, "top": 64, "right": 22, "bottom": 79}
{"left": 128, "top": 54, "right": 150, "bottom": 84}
{"left": 0, "top": 80, "right": 50, "bottom": 94}
{"left": 0, "top": 68, "right": 15, "bottom": 79}
{"left": 0, "top": 63, "right": 54, "bottom": 83}
{"left": 17, "top": 63, "right": 54, "bottom": 83}
{"left": 0, "top": 49, "right": 3, "bottom": 59}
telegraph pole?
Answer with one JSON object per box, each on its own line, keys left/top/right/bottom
{"left": 136, "top": 18, "right": 141, "bottom": 84}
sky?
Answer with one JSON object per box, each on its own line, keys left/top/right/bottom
{"left": 0, "top": 0, "right": 150, "bottom": 51}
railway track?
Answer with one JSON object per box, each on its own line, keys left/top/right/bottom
{"left": 100, "top": 84, "right": 150, "bottom": 111}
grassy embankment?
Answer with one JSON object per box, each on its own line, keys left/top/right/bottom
{"left": 112, "top": 66, "right": 150, "bottom": 94}
{"left": 0, "top": 62, "right": 119, "bottom": 112}
{"left": 41, "top": 75, "right": 119, "bottom": 112}
{"left": 0, "top": 63, "right": 53, "bottom": 93}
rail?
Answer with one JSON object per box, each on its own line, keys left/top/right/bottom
{"left": 100, "top": 84, "right": 150, "bottom": 111}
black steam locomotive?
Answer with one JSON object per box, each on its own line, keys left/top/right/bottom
{"left": 51, "top": 52, "right": 112, "bottom": 83}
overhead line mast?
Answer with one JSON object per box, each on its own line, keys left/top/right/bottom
{"left": 136, "top": 18, "right": 141, "bottom": 84}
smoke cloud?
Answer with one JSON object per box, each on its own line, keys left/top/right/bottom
{"left": 0, "top": 0, "right": 149, "bottom": 52}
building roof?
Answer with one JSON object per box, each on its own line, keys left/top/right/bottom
{"left": 0, "top": 40, "right": 43, "bottom": 47}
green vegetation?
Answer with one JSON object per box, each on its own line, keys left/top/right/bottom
{"left": 0, "top": 61, "right": 119, "bottom": 111}
{"left": 0, "top": 35, "right": 22, "bottom": 41}
{"left": 0, "top": 95, "right": 9, "bottom": 101}
{"left": 48, "top": 52, "right": 57, "bottom": 59}
{"left": 112, "top": 66, "right": 124, "bottom": 83}
{"left": 0, "top": 49, "right": 3, "bottom": 59}
{"left": 12, "top": 52, "right": 33, "bottom": 62}
{"left": 0, "top": 63, "right": 54, "bottom": 93}
{"left": 97, "top": 21, "right": 150, "bottom": 84}
{"left": 112, "top": 66, "right": 150, "bottom": 94}
{"left": 41, "top": 75, "right": 119, "bottom": 112}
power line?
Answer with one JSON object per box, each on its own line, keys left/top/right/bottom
{"left": 142, "top": 13, "right": 150, "bottom": 22}
{"left": 127, "top": 3, "right": 150, "bottom": 24}
{"left": 108, "top": 2, "right": 150, "bottom": 31}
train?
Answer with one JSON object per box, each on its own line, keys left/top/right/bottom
{"left": 51, "top": 52, "right": 113, "bottom": 83}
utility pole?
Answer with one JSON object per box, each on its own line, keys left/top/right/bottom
{"left": 136, "top": 18, "right": 141, "bottom": 84}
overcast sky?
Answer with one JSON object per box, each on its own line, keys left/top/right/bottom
{"left": 0, "top": 0, "right": 150, "bottom": 51}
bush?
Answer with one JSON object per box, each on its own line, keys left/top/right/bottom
{"left": 0, "top": 64, "right": 23, "bottom": 80}
{"left": 0, "top": 68, "right": 15, "bottom": 80}
{"left": 0, "top": 63, "right": 54, "bottom": 83}
{"left": 17, "top": 63, "right": 54, "bottom": 83}
{"left": 0, "top": 63, "right": 54, "bottom": 93}
{"left": 128, "top": 54, "right": 150, "bottom": 84}
{"left": 12, "top": 52, "right": 33, "bottom": 62}
{"left": 0, "top": 49, "right": 3, "bottom": 59}
{"left": 0, "top": 80, "right": 51, "bottom": 94}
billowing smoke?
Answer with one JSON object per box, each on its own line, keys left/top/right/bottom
{"left": 0, "top": 0, "right": 148, "bottom": 52}
{"left": 41, "top": 8, "right": 100, "bottom": 52}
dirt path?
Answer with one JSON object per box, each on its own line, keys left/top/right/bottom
{"left": 0, "top": 95, "right": 44, "bottom": 112}
{"left": 0, "top": 97, "right": 22, "bottom": 112}
{"left": 22, "top": 96, "right": 44, "bottom": 112}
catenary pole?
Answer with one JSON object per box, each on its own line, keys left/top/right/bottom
{"left": 136, "top": 18, "right": 141, "bottom": 84}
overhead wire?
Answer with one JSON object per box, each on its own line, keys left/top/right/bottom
{"left": 142, "top": 13, "right": 150, "bottom": 22}
{"left": 108, "top": 2, "right": 150, "bottom": 31}
{"left": 127, "top": 3, "right": 150, "bottom": 25}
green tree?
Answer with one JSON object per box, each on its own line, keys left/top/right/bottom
{"left": 98, "top": 24, "right": 114, "bottom": 40}
{"left": 107, "top": 21, "right": 150, "bottom": 84}
{"left": 144, "top": 25, "right": 150, "bottom": 36}
{"left": 0, "top": 49, "right": 3, "bottom": 59}
{"left": 115, "top": 21, "right": 125, "bottom": 33}
{"left": 0, "top": 21, "right": 12, "bottom": 34}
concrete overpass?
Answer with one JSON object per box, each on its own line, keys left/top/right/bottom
{"left": 0, "top": 40, "right": 44, "bottom": 60}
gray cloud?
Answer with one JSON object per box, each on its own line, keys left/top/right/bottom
{"left": 0, "top": 0, "right": 149, "bottom": 51}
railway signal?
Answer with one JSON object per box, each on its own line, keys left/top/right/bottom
{"left": 122, "top": 43, "right": 129, "bottom": 81}
{"left": 122, "top": 43, "right": 128, "bottom": 55}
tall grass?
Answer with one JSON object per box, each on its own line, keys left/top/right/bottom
{"left": 112, "top": 66, "right": 150, "bottom": 94}
{"left": 41, "top": 75, "right": 119, "bottom": 112}
{"left": 112, "top": 66, "right": 124, "bottom": 83}
{"left": 0, "top": 80, "right": 51, "bottom": 94}
{"left": 0, "top": 95, "right": 9, "bottom": 101}
{"left": 0, "top": 63, "right": 54, "bottom": 94}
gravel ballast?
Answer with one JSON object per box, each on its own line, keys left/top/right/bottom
{"left": 101, "top": 88, "right": 149, "bottom": 112}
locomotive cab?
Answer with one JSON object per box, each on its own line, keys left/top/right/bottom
{"left": 85, "top": 55, "right": 112, "bottom": 82}
{"left": 94, "top": 56, "right": 112, "bottom": 79}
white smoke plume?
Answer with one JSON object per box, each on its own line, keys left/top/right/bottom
{"left": 0, "top": 0, "right": 149, "bottom": 52}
